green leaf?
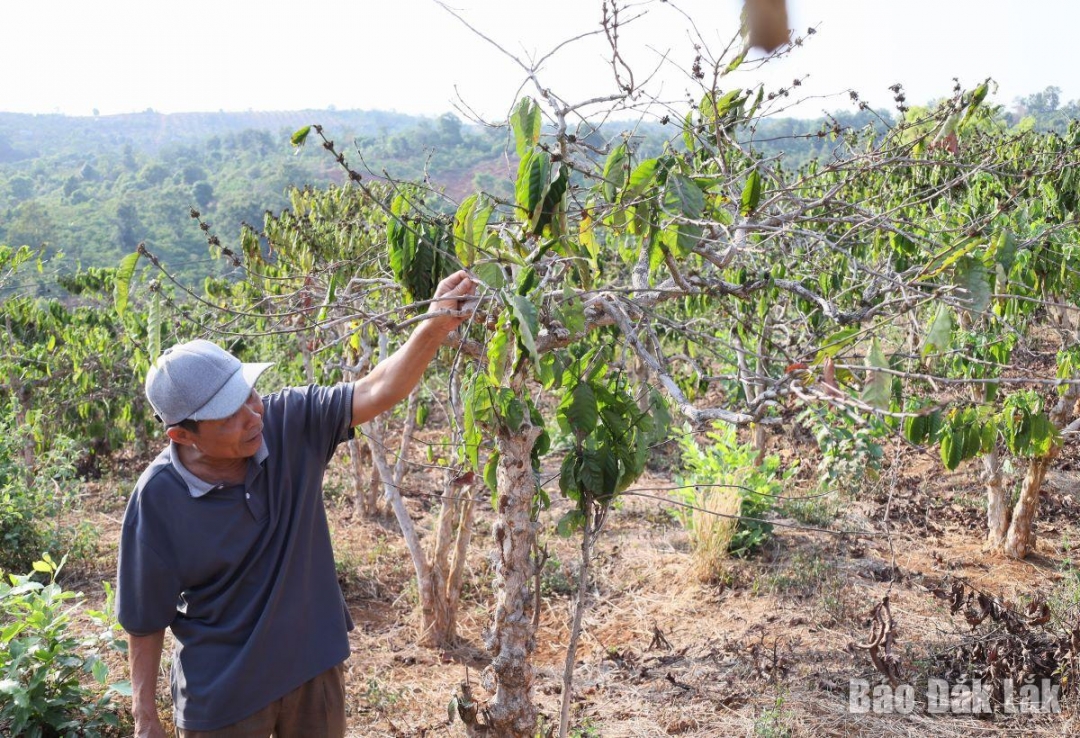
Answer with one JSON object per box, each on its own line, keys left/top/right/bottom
{"left": 941, "top": 430, "right": 963, "bottom": 470}
{"left": 903, "top": 412, "right": 928, "bottom": 445}
{"left": 562, "top": 382, "right": 598, "bottom": 436}
{"left": 724, "top": 49, "right": 747, "bottom": 74}
{"left": 579, "top": 449, "right": 605, "bottom": 496}
{"left": 980, "top": 419, "right": 997, "bottom": 453}
{"left": 511, "top": 98, "right": 542, "bottom": 157}
{"left": 622, "top": 158, "right": 659, "bottom": 204}
{"left": 662, "top": 174, "right": 705, "bottom": 255}
{"left": 315, "top": 271, "right": 339, "bottom": 324}
{"left": 559, "top": 451, "right": 580, "bottom": 500}
{"left": 113, "top": 251, "right": 141, "bottom": 318}
{"left": 290, "top": 125, "right": 311, "bottom": 147}
{"left": 510, "top": 295, "right": 539, "bottom": 364}
{"left": 448, "top": 697, "right": 459, "bottom": 724}
{"left": 557, "top": 283, "right": 586, "bottom": 335}
{"left": 986, "top": 230, "right": 1017, "bottom": 274}
{"left": 487, "top": 325, "right": 512, "bottom": 382}
{"left": 503, "top": 398, "right": 526, "bottom": 433}
{"left": 556, "top": 510, "right": 587, "bottom": 537}
{"left": 645, "top": 387, "right": 671, "bottom": 445}
{"left": 516, "top": 266, "right": 537, "bottom": 296}
{"left": 515, "top": 150, "right": 551, "bottom": 221}
{"left": 1029, "top": 413, "right": 1057, "bottom": 457}
{"left": 962, "top": 423, "right": 982, "bottom": 460}
{"left": 602, "top": 143, "right": 629, "bottom": 203}
{"left": 740, "top": 169, "right": 762, "bottom": 216}
{"left": 453, "top": 193, "right": 494, "bottom": 266}
{"left": 961, "top": 82, "right": 989, "bottom": 128}
{"left": 955, "top": 256, "right": 991, "bottom": 315}
{"left": 682, "top": 109, "right": 696, "bottom": 152}
{"left": 483, "top": 450, "right": 500, "bottom": 497}
{"left": 31, "top": 560, "right": 52, "bottom": 574}
{"left": 922, "top": 304, "right": 953, "bottom": 356}
{"left": 663, "top": 174, "right": 705, "bottom": 221}
{"left": 702, "top": 89, "right": 744, "bottom": 126}
{"left": 91, "top": 657, "right": 109, "bottom": 684}
{"left": 861, "top": 338, "right": 891, "bottom": 410}
{"left": 473, "top": 260, "right": 506, "bottom": 290}
{"left": 927, "top": 236, "right": 981, "bottom": 276}
{"left": 533, "top": 165, "right": 568, "bottom": 235}
{"left": 816, "top": 327, "right": 859, "bottom": 360}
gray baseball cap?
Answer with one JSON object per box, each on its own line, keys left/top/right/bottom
{"left": 146, "top": 339, "right": 272, "bottom": 426}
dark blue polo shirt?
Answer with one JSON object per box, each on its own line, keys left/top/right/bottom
{"left": 116, "top": 383, "right": 355, "bottom": 731}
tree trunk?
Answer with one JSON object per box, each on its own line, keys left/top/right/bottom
{"left": 342, "top": 333, "right": 381, "bottom": 518}
{"left": 359, "top": 378, "right": 477, "bottom": 648}
{"left": 348, "top": 437, "right": 381, "bottom": 517}
{"left": 419, "top": 479, "right": 482, "bottom": 647}
{"left": 999, "top": 383, "right": 1078, "bottom": 559}
{"left": 467, "top": 420, "right": 542, "bottom": 738}
{"left": 983, "top": 445, "right": 1009, "bottom": 549}
{"left": 1003, "top": 455, "right": 1052, "bottom": 559}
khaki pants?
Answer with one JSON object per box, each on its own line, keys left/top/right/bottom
{"left": 177, "top": 663, "right": 346, "bottom": 738}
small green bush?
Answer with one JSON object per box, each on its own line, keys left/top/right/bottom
{"left": 676, "top": 424, "right": 794, "bottom": 560}
{"left": 0, "top": 554, "right": 129, "bottom": 737}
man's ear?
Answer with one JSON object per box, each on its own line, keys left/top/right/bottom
{"left": 166, "top": 426, "right": 196, "bottom": 446}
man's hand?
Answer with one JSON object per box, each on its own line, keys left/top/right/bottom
{"left": 426, "top": 270, "right": 477, "bottom": 334}
{"left": 351, "top": 270, "right": 479, "bottom": 426}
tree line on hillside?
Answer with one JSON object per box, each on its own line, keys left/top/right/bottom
{"left": 0, "top": 86, "right": 1074, "bottom": 289}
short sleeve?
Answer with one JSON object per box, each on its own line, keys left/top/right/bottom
{"left": 269, "top": 383, "right": 354, "bottom": 463}
{"left": 116, "top": 503, "right": 183, "bottom": 636}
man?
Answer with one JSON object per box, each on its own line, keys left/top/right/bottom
{"left": 117, "top": 271, "right": 476, "bottom": 737}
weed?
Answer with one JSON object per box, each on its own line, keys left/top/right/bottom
{"left": 753, "top": 550, "right": 830, "bottom": 599}
{"left": 675, "top": 423, "right": 796, "bottom": 570}
{"left": 1049, "top": 538, "right": 1080, "bottom": 628}
{"left": 752, "top": 691, "right": 792, "bottom": 738}
{"left": 796, "top": 405, "right": 886, "bottom": 498}
{"left": 780, "top": 493, "right": 838, "bottom": 528}
{"left": 569, "top": 718, "right": 602, "bottom": 737}
{"left": 540, "top": 555, "right": 575, "bottom": 597}
{"left": 361, "top": 677, "right": 407, "bottom": 712}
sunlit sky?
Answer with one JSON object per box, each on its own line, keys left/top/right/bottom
{"left": 5, "top": 1, "right": 1077, "bottom": 120}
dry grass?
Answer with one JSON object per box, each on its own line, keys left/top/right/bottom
{"left": 685, "top": 486, "right": 741, "bottom": 583}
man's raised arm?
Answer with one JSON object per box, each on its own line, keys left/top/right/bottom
{"left": 351, "top": 270, "right": 476, "bottom": 427}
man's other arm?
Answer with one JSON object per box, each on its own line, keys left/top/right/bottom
{"left": 129, "top": 630, "right": 168, "bottom": 738}
{"left": 351, "top": 271, "right": 476, "bottom": 427}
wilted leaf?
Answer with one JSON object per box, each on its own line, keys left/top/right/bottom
{"left": 922, "top": 304, "right": 953, "bottom": 356}
{"left": 861, "top": 338, "right": 891, "bottom": 410}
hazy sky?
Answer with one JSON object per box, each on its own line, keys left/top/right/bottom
{"left": 5, "top": 1, "right": 1077, "bottom": 120}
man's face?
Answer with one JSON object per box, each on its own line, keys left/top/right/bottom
{"left": 170, "top": 389, "right": 265, "bottom": 460}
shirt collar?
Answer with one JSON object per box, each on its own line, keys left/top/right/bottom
{"left": 169, "top": 440, "right": 269, "bottom": 498}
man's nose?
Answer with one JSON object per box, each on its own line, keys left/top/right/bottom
{"left": 245, "top": 394, "right": 263, "bottom": 417}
